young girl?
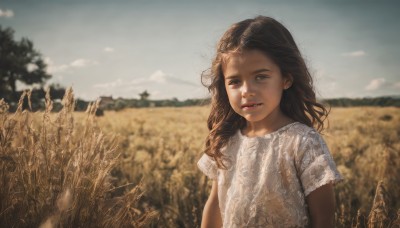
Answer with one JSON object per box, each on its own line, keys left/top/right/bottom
{"left": 197, "top": 16, "right": 343, "bottom": 228}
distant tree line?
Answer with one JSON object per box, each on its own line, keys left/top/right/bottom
{"left": 323, "top": 97, "right": 400, "bottom": 108}
{"left": 82, "top": 97, "right": 210, "bottom": 112}
{"left": 80, "top": 96, "right": 399, "bottom": 114}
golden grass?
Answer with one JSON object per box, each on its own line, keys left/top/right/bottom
{"left": 97, "top": 106, "right": 400, "bottom": 227}
{"left": 0, "top": 89, "right": 156, "bottom": 227}
{"left": 325, "top": 107, "right": 400, "bottom": 227}
{"left": 1, "top": 91, "right": 399, "bottom": 227}
{"left": 96, "top": 107, "right": 210, "bottom": 227}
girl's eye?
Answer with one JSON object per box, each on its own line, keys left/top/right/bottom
{"left": 255, "top": 75, "right": 269, "bottom": 81}
{"left": 228, "top": 79, "right": 240, "bottom": 85}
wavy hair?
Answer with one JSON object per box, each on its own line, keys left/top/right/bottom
{"left": 201, "top": 16, "right": 329, "bottom": 169}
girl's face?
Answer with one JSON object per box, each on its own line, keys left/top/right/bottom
{"left": 222, "top": 49, "right": 292, "bottom": 126}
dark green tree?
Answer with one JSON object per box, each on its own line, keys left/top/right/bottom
{"left": 0, "top": 26, "right": 51, "bottom": 103}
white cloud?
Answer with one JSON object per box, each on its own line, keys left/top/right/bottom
{"left": 44, "top": 57, "right": 53, "bottom": 65}
{"left": 103, "top": 47, "right": 115, "bottom": 52}
{"left": 393, "top": 82, "right": 400, "bottom": 89}
{"left": 149, "top": 70, "right": 199, "bottom": 86}
{"left": 70, "top": 58, "right": 98, "bottom": 68}
{"left": 44, "top": 57, "right": 67, "bottom": 74}
{"left": 0, "top": 9, "right": 14, "bottom": 18}
{"left": 44, "top": 57, "right": 97, "bottom": 74}
{"left": 91, "top": 78, "right": 145, "bottom": 99}
{"left": 149, "top": 70, "right": 167, "bottom": 83}
{"left": 90, "top": 70, "right": 201, "bottom": 99}
{"left": 26, "top": 63, "right": 38, "bottom": 72}
{"left": 365, "top": 78, "right": 385, "bottom": 91}
{"left": 341, "top": 50, "right": 366, "bottom": 57}
{"left": 49, "top": 64, "right": 69, "bottom": 74}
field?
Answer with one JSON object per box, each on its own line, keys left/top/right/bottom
{"left": 1, "top": 91, "right": 400, "bottom": 227}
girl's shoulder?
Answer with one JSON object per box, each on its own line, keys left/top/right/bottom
{"left": 278, "top": 122, "right": 327, "bottom": 149}
{"left": 280, "top": 122, "right": 317, "bottom": 139}
{"left": 285, "top": 122, "right": 331, "bottom": 156}
{"left": 286, "top": 121, "right": 312, "bottom": 131}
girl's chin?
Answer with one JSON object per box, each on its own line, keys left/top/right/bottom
{"left": 242, "top": 115, "right": 265, "bottom": 123}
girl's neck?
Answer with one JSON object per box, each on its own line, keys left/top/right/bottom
{"left": 243, "top": 109, "right": 294, "bottom": 137}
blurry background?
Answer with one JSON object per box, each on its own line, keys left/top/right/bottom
{"left": 1, "top": 0, "right": 399, "bottom": 102}
{"left": 1, "top": 1, "right": 400, "bottom": 227}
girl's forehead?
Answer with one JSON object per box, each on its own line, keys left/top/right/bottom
{"left": 220, "top": 52, "right": 241, "bottom": 74}
{"left": 220, "top": 49, "right": 285, "bottom": 79}
{"left": 222, "top": 49, "right": 271, "bottom": 62}
{"left": 221, "top": 52, "right": 237, "bottom": 67}
{"left": 221, "top": 51, "right": 251, "bottom": 69}
{"left": 221, "top": 50, "right": 277, "bottom": 71}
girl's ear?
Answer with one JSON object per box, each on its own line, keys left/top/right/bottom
{"left": 283, "top": 74, "right": 293, "bottom": 90}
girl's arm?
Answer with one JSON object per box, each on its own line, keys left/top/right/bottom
{"left": 306, "top": 183, "right": 335, "bottom": 228}
{"left": 201, "top": 180, "right": 222, "bottom": 228}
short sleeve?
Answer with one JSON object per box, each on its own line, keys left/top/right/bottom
{"left": 295, "top": 130, "right": 343, "bottom": 196}
{"left": 197, "top": 153, "right": 218, "bottom": 180}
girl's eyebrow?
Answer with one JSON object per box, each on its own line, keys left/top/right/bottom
{"left": 252, "top": 68, "right": 271, "bottom": 74}
{"left": 225, "top": 75, "right": 239, "bottom": 79}
{"left": 225, "top": 68, "right": 271, "bottom": 79}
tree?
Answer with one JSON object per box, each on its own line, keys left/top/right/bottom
{"left": 0, "top": 26, "right": 51, "bottom": 103}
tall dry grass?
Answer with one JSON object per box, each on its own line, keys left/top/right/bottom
{"left": 1, "top": 91, "right": 399, "bottom": 227}
{"left": 326, "top": 107, "right": 400, "bottom": 227}
{"left": 96, "top": 107, "right": 211, "bottom": 227}
{"left": 95, "top": 106, "right": 399, "bottom": 228}
{"left": 0, "top": 89, "right": 156, "bottom": 227}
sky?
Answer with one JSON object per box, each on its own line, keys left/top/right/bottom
{"left": 1, "top": 0, "right": 399, "bottom": 101}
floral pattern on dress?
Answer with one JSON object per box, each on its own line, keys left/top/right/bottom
{"left": 198, "top": 122, "right": 343, "bottom": 228}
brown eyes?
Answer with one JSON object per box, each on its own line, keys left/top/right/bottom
{"left": 227, "top": 79, "right": 240, "bottom": 85}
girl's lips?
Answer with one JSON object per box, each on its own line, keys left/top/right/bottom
{"left": 241, "top": 103, "right": 263, "bottom": 109}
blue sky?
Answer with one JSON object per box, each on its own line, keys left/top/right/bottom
{"left": 1, "top": 0, "right": 399, "bottom": 100}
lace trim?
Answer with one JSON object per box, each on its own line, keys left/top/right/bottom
{"left": 301, "top": 154, "right": 343, "bottom": 196}
{"left": 197, "top": 154, "right": 218, "bottom": 180}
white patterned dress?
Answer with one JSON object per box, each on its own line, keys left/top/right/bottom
{"left": 198, "top": 122, "right": 342, "bottom": 228}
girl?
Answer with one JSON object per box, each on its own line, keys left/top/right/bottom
{"left": 197, "top": 16, "right": 343, "bottom": 228}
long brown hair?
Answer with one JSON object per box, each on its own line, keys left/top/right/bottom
{"left": 202, "top": 16, "right": 329, "bottom": 169}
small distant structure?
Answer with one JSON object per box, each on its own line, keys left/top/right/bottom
{"left": 139, "top": 90, "right": 150, "bottom": 100}
{"left": 99, "top": 96, "right": 114, "bottom": 109}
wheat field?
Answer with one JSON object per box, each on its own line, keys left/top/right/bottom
{"left": 1, "top": 91, "right": 400, "bottom": 227}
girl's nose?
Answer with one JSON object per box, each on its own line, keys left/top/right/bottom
{"left": 241, "top": 82, "right": 255, "bottom": 98}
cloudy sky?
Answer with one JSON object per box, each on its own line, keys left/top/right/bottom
{"left": 1, "top": 0, "right": 399, "bottom": 100}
